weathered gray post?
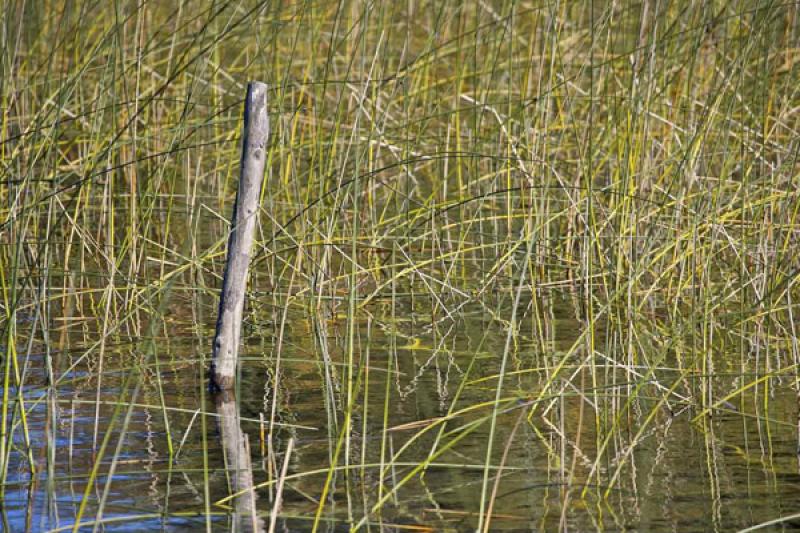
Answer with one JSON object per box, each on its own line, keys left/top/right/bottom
{"left": 211, "top": 81, "right": 269, "bottom": 391}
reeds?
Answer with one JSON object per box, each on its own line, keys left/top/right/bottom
{"left": 2, "top": 0, "right": 799, "bottom": 530}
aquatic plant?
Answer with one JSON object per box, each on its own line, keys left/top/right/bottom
{"left": 1, "top": 1, "right": 799, "bottom": 530}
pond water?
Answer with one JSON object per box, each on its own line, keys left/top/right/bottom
{"left": 3, "top": 284, "right": 798, "bottom": 531}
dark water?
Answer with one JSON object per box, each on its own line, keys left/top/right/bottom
{"left": 2, "top": 287, "right": 798, "bottom": 532}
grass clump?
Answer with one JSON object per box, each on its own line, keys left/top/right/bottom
{"left": 2, "top": 0, "right": 800, "bottom": 531}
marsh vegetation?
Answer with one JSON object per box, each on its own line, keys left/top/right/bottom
{"left": 2, "top": 0, "right": 800, "bottom": 530}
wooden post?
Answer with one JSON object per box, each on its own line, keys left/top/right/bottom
{"left": 211, "top": 81, "right": 269, "bottom": 392}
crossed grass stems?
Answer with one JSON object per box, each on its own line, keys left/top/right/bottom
{"left": 2, "top": 0, "right": 799, "bottom": 530}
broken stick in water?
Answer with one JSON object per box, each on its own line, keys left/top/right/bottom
{"left": 210, "top": 81, "right": 269, "bottom": 392}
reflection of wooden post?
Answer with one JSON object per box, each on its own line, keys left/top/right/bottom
{"left": 211, "top": 82, "right": 269, "bottom": 391}
{"left": 216, "top": 390, "right": 265, "bottom": 532}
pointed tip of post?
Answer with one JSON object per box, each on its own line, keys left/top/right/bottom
{"left": 244, "top": 81, "right": 269, "bottom": 132}
{"left": 247, "top": 80, "right": 268, "bottom": 97}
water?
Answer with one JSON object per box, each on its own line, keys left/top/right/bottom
{"left": 3, "top": 287, "right": 798, "bottom": 531}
